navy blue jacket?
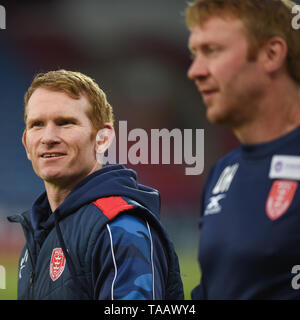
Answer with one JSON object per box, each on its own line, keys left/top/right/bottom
{"left": 8, "top": 164, "right": 183, "bottom": 300}
{"left": 193, "top": 126, "right": 300, "bottom": 299}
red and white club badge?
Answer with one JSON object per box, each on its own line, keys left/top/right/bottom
{"left": 50, "top": 248, "right": 66, "bottom": 281}
{"left": 266, "top": 180, "right": 298, "bottom": 221}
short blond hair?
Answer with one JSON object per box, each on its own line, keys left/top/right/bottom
{"left": 24, "top": 69, "right": 114, "bottom": 130}
{"left": 185, "top": 0, "right": 300, "bottom": 85}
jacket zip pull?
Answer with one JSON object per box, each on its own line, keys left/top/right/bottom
{"left": 30, "top": 271, "right": 35, "bottom": 285}
{"left": 29, "top": 271, "right": 35, "bottom": 298}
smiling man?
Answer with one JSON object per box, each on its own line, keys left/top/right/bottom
{"left": 185, "top": 0, "right": 300, "bottom": 299}
{"left": 8, "top": 70, "right": 183, "bottom": 300}
{"left": 23, "top": 89, "right": 102, "bottom": 207}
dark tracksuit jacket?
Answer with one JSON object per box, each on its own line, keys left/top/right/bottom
{"left": 8, "top": 164, "right": 184, "bottom": 300}
{"left": 193, "top": 126, "right": 300, "bottom": 299}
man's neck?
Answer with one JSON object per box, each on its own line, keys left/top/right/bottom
{"left": 44, "top": 183, "right": 74, "bottom": 213}
{"left": 233, "top": 81, "right": 300, "bottom": 145}
{"left": 44, "top": 163, "right": 102, "bottom": 212}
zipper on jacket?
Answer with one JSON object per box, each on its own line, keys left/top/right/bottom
{"left": 29, "top": 271, "right": 35, "bottom": 299}
{"left": 24, "top": 234, "right": 41, "bottom": 299}
{"left": 27, "top": 242, "right": 41, "bottom": 299}
{"left": 8, "top": 213, "right": 37, "bottom": 299}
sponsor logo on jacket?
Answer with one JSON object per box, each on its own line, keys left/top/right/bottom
{"left": 204, "top": 163, "right": 239, "bottom": 215}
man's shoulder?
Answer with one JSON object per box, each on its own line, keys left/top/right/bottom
{"left": 211, "top": 146, "right": 241, "bottom": 173}
{"left": 218, "top": 146, "right": 241, "bottom": 163}
{"left": 75, "top": 195, "right": 163, "bottom": 240}
{"left": 202, "top": 147, "right": 241, "bottom": 193}
{"left": 74, "top": 196, "right": 142, "bottom": 230}
{"left": 90, "top": 196, "right": 137, "bottom": 221}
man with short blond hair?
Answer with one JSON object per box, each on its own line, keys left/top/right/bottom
{"left": 186, "top": 0, "right": 300, "bottom": 299}
{"left": 9, "top": 70, "right": 184, "bottom": 300}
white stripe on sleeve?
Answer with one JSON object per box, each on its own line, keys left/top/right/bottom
{"left": 106, "top": 224, "right": 118, "bottom": 300}
{"left": 146, "top": 221, "right": 155, "bottom": 300}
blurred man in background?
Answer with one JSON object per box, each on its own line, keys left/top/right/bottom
{"left": 186, "top": 0, "right": 300, "bottom": 299}
{"left": 8, "top": 69, "right": 183, "bottom": 300}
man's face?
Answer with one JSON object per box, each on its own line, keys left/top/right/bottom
{"left": 187, "top": 16, "right": 265, "bottom": 127}
{"left": 23, "top": 88, "right": 100, "bottom": 188}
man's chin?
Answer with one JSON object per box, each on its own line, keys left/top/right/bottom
{"left": 38, "top": 170, "right": 66, "bottom": 184}
{"left": 206, "top": 107, "right": 222, "bottom": 124}
{"left": 39, "top": 170, "right": 88, "bottom": 189}
{"left": 206, "top": 106, "right": 230, "bottom": 126}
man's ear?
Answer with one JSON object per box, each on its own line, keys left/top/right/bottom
{"left": 22, "top": 130, "right": 31, "bottom": 161}
{"left": 261, "top": 36, "right": 288, "bottom": 74}
{"left": 95, "top": 123, "right": 115, "bottom": 155}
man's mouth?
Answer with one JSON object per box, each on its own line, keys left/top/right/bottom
{"left": 201, "top": 89, "right": 218, "bottom": 97}
{"left": 199, "top": 89, "right": 218, "bottom": 103}
{"left": 41, "top": 153, "right": 66, "bottom": 159}
{"left": 195, "top": 82, "right": 219, "bottom": 100}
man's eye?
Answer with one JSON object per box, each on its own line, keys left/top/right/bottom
{"left": 31, "top": 121, "right": 43, "bottom": 127}
{"left": 58, "top": 120, "right": 73, "bottom": 126}
{"left": 204, "top": 46, "right": 220, "bottom": 55}
{"left": 205, "top": 47, "right": 215, "bottom": 54}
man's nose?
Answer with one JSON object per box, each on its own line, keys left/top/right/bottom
{"left": 187, "top": 56, "right": 209, "bottom": 81}
{"left": 40, "top": 124, "right": 61, "bottom": 145}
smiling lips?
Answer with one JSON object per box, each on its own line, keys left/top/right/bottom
{"left": 41, "top": 153, "right": 66, "bottom": 159}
